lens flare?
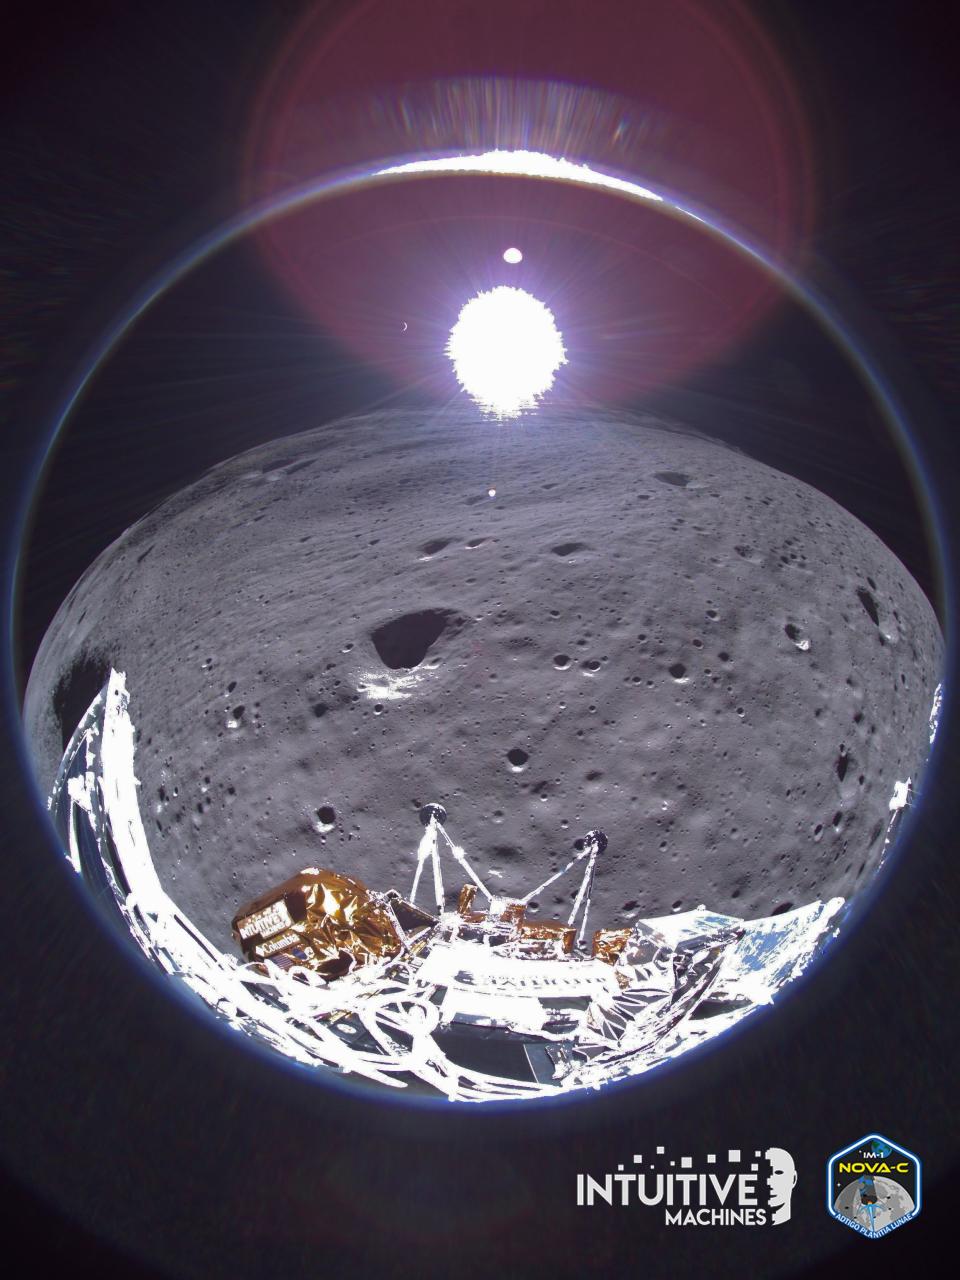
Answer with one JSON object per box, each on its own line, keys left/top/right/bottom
{"left": 446, "top": 285, "right": 566, "bottom": 418}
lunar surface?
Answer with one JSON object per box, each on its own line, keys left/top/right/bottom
{"left": 25, "top": 408, "right": 943, "bottom": 952}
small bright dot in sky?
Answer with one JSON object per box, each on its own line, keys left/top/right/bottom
{"left": 503, "top": 246, "right": 523, "bottom": 264}
{"left": 446, "top": 285, "right": 566, "bottom": 418}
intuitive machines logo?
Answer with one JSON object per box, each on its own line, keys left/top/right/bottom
{"left": 577, "top": 1146, "right": 797, "bottom": 1226}
{"left": 827, "top": 1134, "right": 921, "bottom": 1238}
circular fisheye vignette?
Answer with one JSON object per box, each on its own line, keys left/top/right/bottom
{"left": 9, "top": 148, "right": 951, "bottom": 1109}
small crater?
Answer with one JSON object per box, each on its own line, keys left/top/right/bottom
{"left": 835, "top": 749, "right": 849, "bottom": 782}
{"left": 582, "top": 658, "right": 602, "bottom": 673}
{"left": 420, "top": 538, "right": 451, "bottom": 557}
{"left": 784, "top": 623, "right": 811, "bottom": 651}
{"left": 507, "top": 748, "right": 529, "bottom": 770}
{"left": 668, "top": 662, "right": 687, "bottom": 680}
{"left": 312, "top": 702, "right": 329, "bottom": 718}
{"left": 316, "top": 806, "right": 336, "bottom": 832}
{"left": 772, "top": 902, "right": 793, "bottom": 915}
{"left": 552, "top": 541, "right": 587, "bottom": 557}
{"left": 553, "top": 654, "right": 571, "bottom": 669}
{"left": 654, "top": 471, "right": 690, "bottom": 487}
{"left": 284, "top": 458, "right": 316, "bottom": 477}
{"left": 466, "top": 538, "right": 488, "bottom": 549}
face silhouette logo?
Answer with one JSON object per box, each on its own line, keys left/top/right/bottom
{"left": 765, "top": 1147, "right": 798, "bottom": 1224}
{"left": 827, "top": 1134, "right": 921, "bottom": 1237}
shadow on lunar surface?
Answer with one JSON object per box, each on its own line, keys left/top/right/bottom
{"left": 52, "top": 652, "right": 112, "bottom": 751}
{"left": 371, "top": 610, "right": 466, "bottom": 670}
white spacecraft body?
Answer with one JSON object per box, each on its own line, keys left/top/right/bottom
{"left": 50, "top": 670, "right": 856, "bottom": 1101}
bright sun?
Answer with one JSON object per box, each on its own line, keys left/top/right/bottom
{"left": 446, "top": 285, "right": 566, "bottom": 418}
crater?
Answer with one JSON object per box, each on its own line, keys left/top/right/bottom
{"left": 370, "top": 609, "right": 460, "bottom": 669}
{"left": 551, "top": 541, "right": 588, "bottom": 557}
{"left": 856, "top": 587, "right": 880, "bottom": 627}
{"left": 316, "top": 805, "right": 336, "bottom": 832}
{"left": 654, "top": 471, "right": 690, "bottom": 487}
{"left": 420, "top": 538, "right": 451, "bottom": 557}
{"left": 784, "top": 623, "right": 811, "bottom": 651}
{"left": 507, "top": 747, "right": 529, "bottom": 770}
{"left": 53, "top": 652, "right": 112, "bottom": 750}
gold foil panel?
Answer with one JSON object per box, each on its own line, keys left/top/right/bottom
{"left": 233, "top": 869, "right": 405, "bottom": 978}
{"left": 592, "top": 927, "right": 633, "bottom": 966}
{"left": 520, "top": 920, "right": 576, "bottom": 955}
{"left": 457, "top": 883, "right": 478, "bottom": 915}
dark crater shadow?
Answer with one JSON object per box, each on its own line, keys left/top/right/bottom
{"left": 856, "top": 587, "right": 880, "bottom": 626}
{"left": 53, "top": 652, "right": 112, "bottom": 749}
{"left": 420, "top": 538, "right": 451, "bottom": 557}
{"left": 370, "top": 609, "right": 461, "bottom": 669}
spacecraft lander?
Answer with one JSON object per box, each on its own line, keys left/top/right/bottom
{"left": 50, "top": 670, "right": 855, "bottom": 1101}
{"left": 230, "top": 804, "right": 748, "bottom": 1085}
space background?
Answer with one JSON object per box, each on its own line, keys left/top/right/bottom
{"left": 1, "top": 3, "right": 957, "bottom": 1278}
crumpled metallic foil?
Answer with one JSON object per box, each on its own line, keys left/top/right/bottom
{"left": 232, "top": 869, "right": 434, "bottom": 979}
{"left": 55, "top": 671, "right": 852, "bottom": 1102}
{"left": 454, "top": 884, "right": 575, "bottom": 956}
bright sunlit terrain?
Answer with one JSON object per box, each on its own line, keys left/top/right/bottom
{"left": 446, "top": 285, "right": 566, "bottom": 417}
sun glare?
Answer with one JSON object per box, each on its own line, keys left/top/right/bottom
{"left": 446, "top": 285, "right": 566, "bottom": 418}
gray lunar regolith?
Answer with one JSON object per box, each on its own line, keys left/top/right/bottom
{"left": 24, "top": 408, "right": 944, "bottom": 951}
